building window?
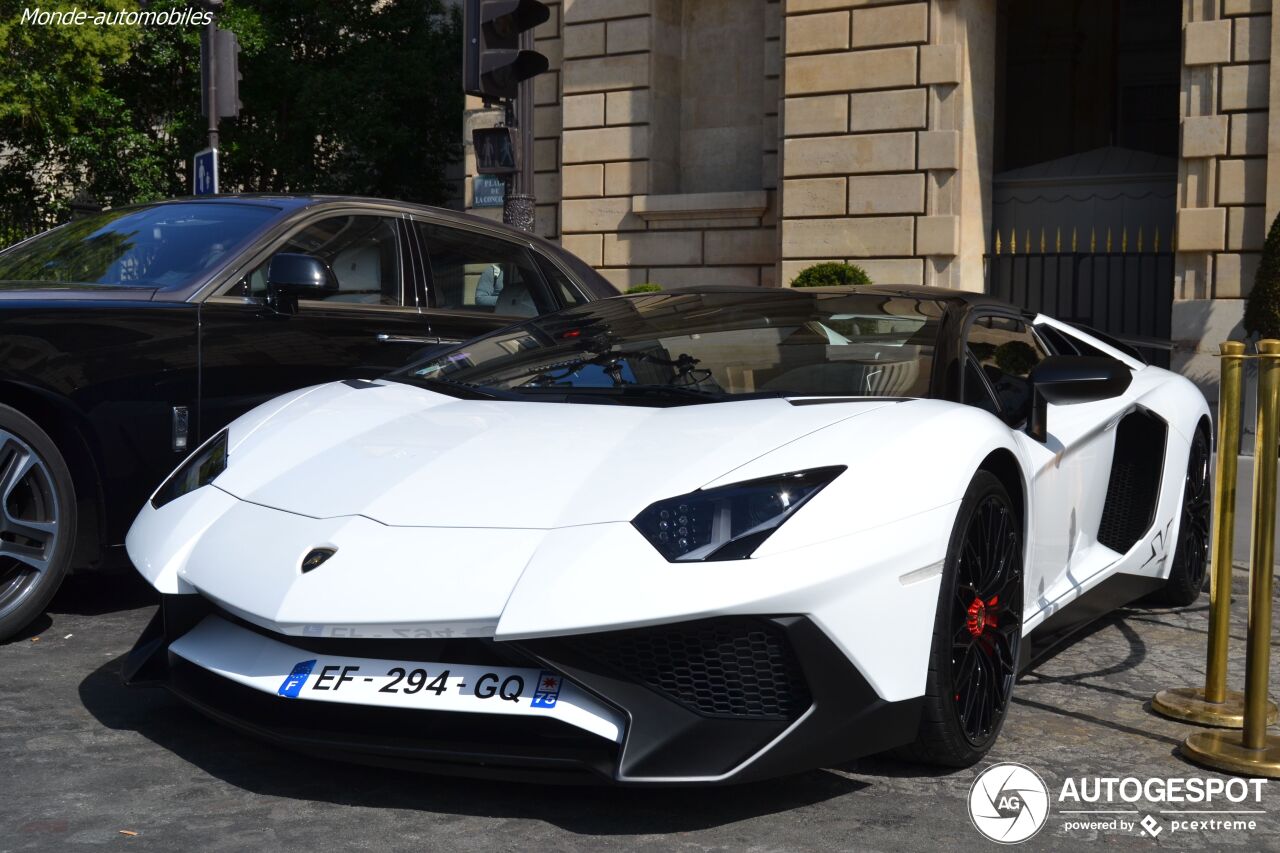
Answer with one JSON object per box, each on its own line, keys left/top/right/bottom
{"left": 651, "top": 0, "right": 765, "bottom": 195}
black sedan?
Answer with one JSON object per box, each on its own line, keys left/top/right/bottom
{"left": 0, "top": 195, "right": 616, "bottom": 639}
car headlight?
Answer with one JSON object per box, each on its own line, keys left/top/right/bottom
{"left": 632, "top": 466, "right": 845, "bottom": 562}
{"left": 151, "top": 429, "right": 229, "bottom": 509}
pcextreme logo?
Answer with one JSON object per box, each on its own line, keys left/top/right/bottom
{"left": 967, "top": 763, "right": 1270, "bottom": 843}
{"left": 968, "top": 763, "right": 1051, "bottom": 844}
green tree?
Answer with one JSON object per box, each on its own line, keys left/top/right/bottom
{"left": 0, "top": 0, "right": 463, "bottom": 224}
{"left": 0, "top": 1, "right": 139, "bottom": 218}
{"left": 1244, "top": 211, "right": 1280, "bottom": 340}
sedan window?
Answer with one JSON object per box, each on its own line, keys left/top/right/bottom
{"left": 417, "top": 223, "right": 556, "bottom": 318}
{"left": 233, "top": 215, "right": 404, "bottom": 305}
{"left": 0, "top": 202, "right": 279, "bottom": 290}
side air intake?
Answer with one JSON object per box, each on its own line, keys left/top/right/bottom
{"left": 1097, "top": 409, "right": 1166, "bottom": 554}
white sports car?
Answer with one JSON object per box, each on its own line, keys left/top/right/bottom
{"left": 124, "top": 286, "right": 1210, "bottom": 784}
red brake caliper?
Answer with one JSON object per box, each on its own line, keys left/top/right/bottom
{"left": 966, "top": 595, "right": 999, "bottom": 638}
{"left": 957, "top": 596, "right": 1000, "bottom": 702}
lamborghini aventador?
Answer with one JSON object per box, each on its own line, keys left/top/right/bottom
{"left": 123, "top": 285, "right": 1211, "bottom": 784}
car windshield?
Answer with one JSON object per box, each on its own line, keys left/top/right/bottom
{"left": 394, "top": 291, "right": 943, "bottom": 404}
{"left": 0, "top": 202, "right": 280, "bottom": 290}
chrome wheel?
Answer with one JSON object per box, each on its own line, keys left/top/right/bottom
{"left": 950, "top": 494, "right": 1022, "bottom": 746}
{"left": 0, "top": 430, "right": 61, "bottom": 617}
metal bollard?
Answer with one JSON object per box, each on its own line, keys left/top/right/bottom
{"left": 1184, "top": 339, "right": 1280, "bottom": 776}
{"left": 1152, "top": 342, "right": 1276, "bottom": 726}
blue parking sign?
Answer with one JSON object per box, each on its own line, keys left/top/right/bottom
{"left": 193, "top": 147, "right": 219, "bottom": 196}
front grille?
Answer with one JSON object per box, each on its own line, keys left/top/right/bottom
{"left": 568, "top": 619, "right": 812, "bottom": 721}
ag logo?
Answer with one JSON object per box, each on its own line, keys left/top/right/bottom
{"left": 968, "top": 762, "right": 1050, "bottom": 844}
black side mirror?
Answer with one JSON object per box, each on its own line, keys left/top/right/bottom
{"left": 1027, "top": 355, "right": 1132, "bottom": 442}
{"left": 266, "top": 253, "right": 339, "bottom": 314}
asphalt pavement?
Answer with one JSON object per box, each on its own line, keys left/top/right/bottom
{"left": 5, "top": 569, "right": 1280, "bottom": 852}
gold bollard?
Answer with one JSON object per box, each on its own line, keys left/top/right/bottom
{"left": 1184, "top": 339, "right": 1280, "bottom": 776}
{"left": 1153, "top": 342, "right": 1277, "bottom": 726}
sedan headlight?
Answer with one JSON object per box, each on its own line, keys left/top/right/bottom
{"left": 151, "top": 429, "right": 229, "bottom": 509}
{"left": 632, "top": 466, "right": 845, "bottom": 562}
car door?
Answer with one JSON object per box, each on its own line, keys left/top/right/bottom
{"left": 959, "top": 314, "right": 1123, "bottom": 620}
{"left": 197, "top": 210, "right": 437, "bottom": 443}
{"left": 413, "top": 219, "right": 570, "bottom": 346}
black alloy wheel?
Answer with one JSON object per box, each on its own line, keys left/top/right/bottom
{"left": 950, "top": 494, "right": 1023, "bottom": 746}
{"left": 1150, "top": 428, "right": 1212, "bottom": 607}
{"left": 897, "top": 471, "right": 1023, "bottom": 767}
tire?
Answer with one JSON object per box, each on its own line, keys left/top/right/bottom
{"left": 896, "top": 470, "right": 1023, "bottom": 767}
{"left": 0, "top": 404, "right": 77, "bottom": 642}
{"left": 1148, "top": 427, "right": 1211, "bottom": 607}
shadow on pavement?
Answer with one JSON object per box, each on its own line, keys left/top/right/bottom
{"left": 2, "top": 612, "right": 51, "bottom": 643}
{"left": 78, "top": 653, "right": 869, "bottom": 834}
{"left": 1, "top": 569, "right": 155, "bottom": 646}
{"left": 50, "top": 568, "right": 157, "bottom": 616}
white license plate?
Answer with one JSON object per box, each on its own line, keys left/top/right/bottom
{"left": 278, "top": 657, "right": 561, "bottom": 709}
{"left": 169, "top": 616, "right": 624, "bottom": 742}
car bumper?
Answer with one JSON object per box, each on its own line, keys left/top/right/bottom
{"left": 124, "top": 595, "right": 922, "bottom": 785}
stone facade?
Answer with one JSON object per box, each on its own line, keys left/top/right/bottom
{"left": 1173, "top": 0, "right": 1273, "bottom": 392}
{"left": 462, "top": 0, "right": 1280, "bottom": 393}
{"left": 468, "top": 0, "right": 782, "bottom": 291}
{"left": 779, "top": 0, "right": 994, "bottom": 289}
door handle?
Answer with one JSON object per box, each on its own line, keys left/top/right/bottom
{"left": 376, "top": 333, "right": 441, "bottom": 345}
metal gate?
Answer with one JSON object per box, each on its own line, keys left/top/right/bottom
{"left": 985, "top": 229, "right": 1174, "bottom": 367}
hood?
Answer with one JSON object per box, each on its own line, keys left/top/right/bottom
{"left": 213, "top": 380, "right": 898, "bottom": 528}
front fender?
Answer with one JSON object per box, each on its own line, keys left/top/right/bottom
{"left": 714, "top": 399, "right": 1026, "bottom": 559}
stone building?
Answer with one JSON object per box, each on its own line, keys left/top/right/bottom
{"left": 463, "top": 0, "right": 1278, "bottom": 390}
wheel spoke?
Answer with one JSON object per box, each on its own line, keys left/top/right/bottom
{"left": 0, "top": 429, "right": 62, "bottom": 605}
{"left": 0, "top": 443, "right": 36, "bottom": 504}
{"left": 0, "top": 539, "right": 49, "bottom": 572}
{"left": 949, "top": 492, "right": 1022, "bottom": 745}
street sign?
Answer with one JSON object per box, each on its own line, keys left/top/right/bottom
{"left": 473, "top": 175, "right": 506, "bottom": 208}
{"left": 193, "top": 147, "right": 219, "bottom": 195}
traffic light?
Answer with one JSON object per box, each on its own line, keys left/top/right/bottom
{"left": 201, "top": 26, "right": 242, "bottom": 119}
{"left": 463, "top": 0, "right": 550, "bottom": 101}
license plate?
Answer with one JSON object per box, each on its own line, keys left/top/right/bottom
{"left": 169, "top": 616, "right": 624, "bottom": 742}
{"left": 277, "top": 657, "right": 563, "bottom": 710}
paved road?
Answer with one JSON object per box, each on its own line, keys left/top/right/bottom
{"left": 4, "top": 570, "right": 1280, "bottom": 852}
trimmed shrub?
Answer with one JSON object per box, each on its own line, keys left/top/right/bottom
{"left": 791, "top": 261, "right": 872, "bottom": 287}
{"left": 1245, "top": 211, "right": 1280, "bottom": 340}
{"left": 626, "top": 283, "right": 663, "bottom": 294}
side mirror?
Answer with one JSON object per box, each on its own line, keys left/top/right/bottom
{"left": 265, "top": 253, "right": 339, "bottom": 314}
{"left": 1027, "top": 355, "right": 1132, "bottom": 442}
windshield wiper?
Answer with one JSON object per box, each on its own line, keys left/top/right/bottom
{"left": 390, "top": 375, "right": 513, "bottom": 401}
{"left": 512, "top": 384, "right": 785, "bottom": 404}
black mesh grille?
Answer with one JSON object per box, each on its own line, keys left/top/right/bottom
{"left": 1098, "top": 410, "right": 1166, "bottom": 554}
{"left": 569, "top": 620, "right": 811, "bottom": 720}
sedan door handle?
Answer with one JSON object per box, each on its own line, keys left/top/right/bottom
{"left": 376, "top": 333, "right": 441, "bottom": 345}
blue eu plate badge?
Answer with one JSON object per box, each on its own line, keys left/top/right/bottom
{"left": 278, "top": 660, "right": 316, "bottom": 698}
{"left": 531, "top": 672, "right": 563, "bottom": 708}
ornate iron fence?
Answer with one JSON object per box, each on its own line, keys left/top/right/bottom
{"left": 985, "top": 225, "right": 1174, "bottom": 368}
